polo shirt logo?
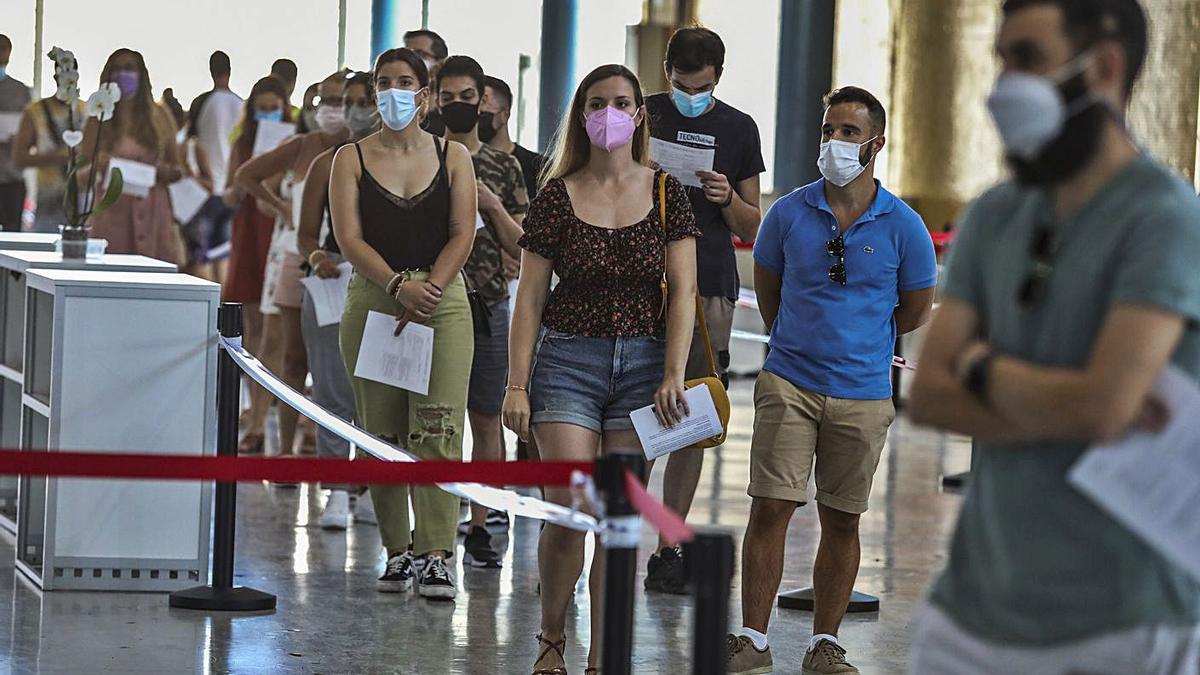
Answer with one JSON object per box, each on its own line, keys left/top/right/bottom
{"left": 677, "top": 131, "right": 716, "bottom": 147}
{"left": 863, "top": 246, "right": 875, "bottom": 254}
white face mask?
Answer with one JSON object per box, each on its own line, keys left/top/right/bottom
{"left": 817, "top": 137, "right": 877, "bottom": 187}
{"left": 987, "top": 51, "right": 1096, "bottom": 160}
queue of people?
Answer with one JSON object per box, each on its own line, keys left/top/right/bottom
{"left": 4, "top": 0, "right": 1200, "bottom": 671}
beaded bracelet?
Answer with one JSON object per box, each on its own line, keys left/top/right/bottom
{"left": 385, "top": 273, "right": 404, "bottom": 297}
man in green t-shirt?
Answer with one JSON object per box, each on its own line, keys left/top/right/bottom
{"left": 909, "top": 1, "right": 1200, "bottom": 672}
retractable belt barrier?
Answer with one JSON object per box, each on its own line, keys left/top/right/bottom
{"left": 0, "top": 302, "right": 728, "bottom": 673}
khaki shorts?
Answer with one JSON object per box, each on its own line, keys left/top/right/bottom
{"left": 685, "top": 296, "right": 735, "bottom": 381}
{"left": 748, "top": 370, "right": 895, "bottom": 514}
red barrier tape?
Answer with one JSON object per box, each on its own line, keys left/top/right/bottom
{"left": 0, "top": 449, "right": 591, "bottom": 486}
{"left": 625, "top": 470, "right": 695, "bottom": 546}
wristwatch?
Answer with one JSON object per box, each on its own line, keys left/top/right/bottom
{"left": 963, "top": 350, "right": 996, "bottom": 403}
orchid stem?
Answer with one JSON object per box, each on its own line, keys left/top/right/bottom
{"left": 83, "top": 117, "right": 104, "bottom": 222}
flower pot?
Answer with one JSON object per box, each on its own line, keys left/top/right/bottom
{"left": 59, "top": 225, "right": 90, "bottom": 260}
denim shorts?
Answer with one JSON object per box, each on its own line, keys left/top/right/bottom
{"left": 468, "top": 299, "right": 510, "bottom": 416}
{"left": 529, "top": 328, "right": 666, "bottom": 433}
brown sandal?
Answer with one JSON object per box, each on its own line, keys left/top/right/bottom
{"left": 533, "top": 634, "right": 568, "bottom": 675}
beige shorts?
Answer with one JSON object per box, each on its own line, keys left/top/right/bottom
{"left": 748, "top": 370, "right": 895, "bottom": 514}
{"left": 685, "top": 296, "right": 735, "bottom": 381}
{"left": 272, "top": 252, "right": 305, "bottom": 309}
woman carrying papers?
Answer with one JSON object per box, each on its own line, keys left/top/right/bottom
{"left": 81, "top": 49, "right": 184, "bottom": 262}
{"left": 222, "top": 75, "right": 292, "bottom": 455}
{"left": 500, "top": 64, "right": 699, "bottom": 675}
{"left": 235, "top": 70, "right": 349, "bottom": 460}
{"left": 329, "top": 48, "right": 476, "bottom": 601}
{"left": 296, "top": 71, "right": 379, "bottom": 529}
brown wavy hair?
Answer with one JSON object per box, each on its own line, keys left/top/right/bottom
{"left": 98, "top": 48, "right": 174, "bottom": 156}
{"left": 540, "top": 64, "right": 650, "bottom": 188}
{"left": 234, "top": 76, "right": 291, "bottom": 156}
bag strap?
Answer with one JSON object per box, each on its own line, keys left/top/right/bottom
{"left": 658, "top": 172, "right": 718, "bottom": 379}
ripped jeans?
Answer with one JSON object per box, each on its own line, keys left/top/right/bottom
{"left": 340, "top": 271, "right": 474, "bottom": 555}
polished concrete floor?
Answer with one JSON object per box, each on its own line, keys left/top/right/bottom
{"left": 0, "top": 377, "right": 971, "bottom": 674}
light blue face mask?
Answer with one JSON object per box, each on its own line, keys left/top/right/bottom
{"left": 255, "top": 108, "right": 284, "bottom": 123}
{"left": 670, "top": 86, "right": 713, "bottom": 118}
{"left": 0, "top": 66, "right": 7, "bottom": 81}
{"left": 376, "top": 88, "right": 422, "bottom": 131}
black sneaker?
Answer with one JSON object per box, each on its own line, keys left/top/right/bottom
{"left": 417, "top": 556, "right": 457, "bottom": 600}
{"left": 377, "top": 552, "right": 414, "bottom": 593}
{"left": 463, "top": 526, "right": 503, "bottom": 569}
{"left": 456, "top": 509, "right": 511, "bottom": 536}
{"left": 485, "top": 509, "right": 510, "bottom": 533}
{"left": 644, "top": 547, "right": 688, "bottom": 594}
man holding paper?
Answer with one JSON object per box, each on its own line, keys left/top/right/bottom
{"left": 908, "top": 1, "right": 1200, "bottom": 673}
{"left": 0, "top": 35, "right": 32, "bottom": 231}
{"left": 728, "top": 86, "right": 936, "bottom": 674}
{"left": 643, "top": 26, "right": 766, "bottom": 595}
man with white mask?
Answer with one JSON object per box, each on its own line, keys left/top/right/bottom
{"left": 727, "top": 86, "right": 937, "bottom": 674}
{"left": 908, "top": 1, "right": 1200, "bottom": 673}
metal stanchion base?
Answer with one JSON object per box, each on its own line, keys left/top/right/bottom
{"left": 169, "top": 585, "right": 277, "bottom": 611}
{"left": 777, "top": 587, "right": 879, "bottom": 613}
{"left": 941, "top": 471, "right": 970, "bottom": 489}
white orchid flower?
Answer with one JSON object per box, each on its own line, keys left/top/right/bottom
{"left": 49, "top": 47, "right": 76, "bottom": 71}
{"left": 55, "top": 70, "right": 80, "bottom": 103}
{"left": 86, "top": 83, "right": 121, "bottom": 122}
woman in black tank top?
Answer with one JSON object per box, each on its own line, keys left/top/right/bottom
{"left": 328, "top": 49, "right": 478, "bottom": 600}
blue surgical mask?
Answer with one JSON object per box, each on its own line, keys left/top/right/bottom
{"left": 0, "top": 67, "right": 7, "bottom": 81}
{"left": 255, "top": 108, "right": 284, "bottom": 123}
{"left": 376, "top": 88, "right": 422, "bottom": 131}
{"left": 670, "top": 87, "right": 713, "bottom": 118}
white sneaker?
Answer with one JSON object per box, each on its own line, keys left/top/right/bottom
{"left": 353, "top": 491, "right": 377, "bottom": 525}
{"left": 318, "top": 491, "right": 351, "bottom": 530}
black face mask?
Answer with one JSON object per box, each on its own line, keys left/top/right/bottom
{"left": 441, "top": 101, "right": 480, "bottom": 134}
{"left": 1008, "top": 74, "right": 1107, "bottom": 187}
{"left": 476, "top": 111, "right": 498, "bottom": 143}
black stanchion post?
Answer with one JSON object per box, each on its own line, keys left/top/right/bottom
{"left": 684, "top": 530, "right": 736, "bottom": 675}
{"left": 170, "top": 303, "right": 276, "bottom": 612}
{"left": 596, "top": 453, "right": 645, "bottom": 675}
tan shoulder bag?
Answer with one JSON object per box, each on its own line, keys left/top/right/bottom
{"left": 658, "top": 172, "right": 730, "bottom": 448}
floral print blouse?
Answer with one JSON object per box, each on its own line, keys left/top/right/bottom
{"left": 518, "top": 170, "right": 700, "bottom": 337}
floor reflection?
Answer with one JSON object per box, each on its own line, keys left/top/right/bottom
{"left": 0, "top": 378, "right": 970, "bottom": 673}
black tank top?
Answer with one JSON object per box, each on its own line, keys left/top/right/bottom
{"left": 354, "top": 137, "right": 450, "bottom": 270}
{"left": 320, "top": 141, "right": 352, "bottom": 255}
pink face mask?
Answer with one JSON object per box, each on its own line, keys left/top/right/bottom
{"left": 585, "top": 106, "right": 637, "bottom": 152}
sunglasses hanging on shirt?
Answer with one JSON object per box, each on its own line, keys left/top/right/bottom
{"left": 826, "top": 234, "right": 847, "bottom": 286}
{"left": 1018, "top": 224, "right": 1058, "bottom": 306}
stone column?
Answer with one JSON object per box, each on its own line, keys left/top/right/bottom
{"left": 1128, "top": 0, "right": 1200, "bottom": 185}
{"left": 888, "top": 0, "right": 1005, "bottom": 231}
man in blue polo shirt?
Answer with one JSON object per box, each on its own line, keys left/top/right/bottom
{"left": 726, "top": 86, "right": 937, "bottom": 675}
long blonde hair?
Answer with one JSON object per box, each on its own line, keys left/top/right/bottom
{"left": 540, "top": 64, "right": 651, "bottom": 188}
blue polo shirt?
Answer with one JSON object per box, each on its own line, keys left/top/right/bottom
{"left": 753, "top": 179, "right": 937, "bottom": 400}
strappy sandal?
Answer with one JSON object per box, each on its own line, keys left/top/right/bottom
{"left": 532, "top": 634, "right": 568, "bottom": 675}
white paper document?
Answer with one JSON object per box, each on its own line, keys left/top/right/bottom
{"left": 630, "top": 383, "right": 723, "bottom": 460}
{"left": 0, "top": 112, "right": 21, "bottom": 142}
{"left": 252, "top": 119, "right": 295, "bottom": 157}
{"left": 299, "top": 262, "right": 353, "bottom": 327}
{"left": 649, "top": 137, "right": 716, "bottom": 188}
{"left": 1068, "top": 364, "right": 1200, "bottom": 583}
{"left": 108, "top": 158, "right": 157, "bottom": 198}
{"left": 167, "top": 177, "right": 210, "bottom": 223}
{"left": 353, "top": 310, "right": 434, "bottom": 395}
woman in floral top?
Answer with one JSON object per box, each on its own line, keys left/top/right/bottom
{"left": 502, "top": 63, "right": 699, "bottom": 675}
